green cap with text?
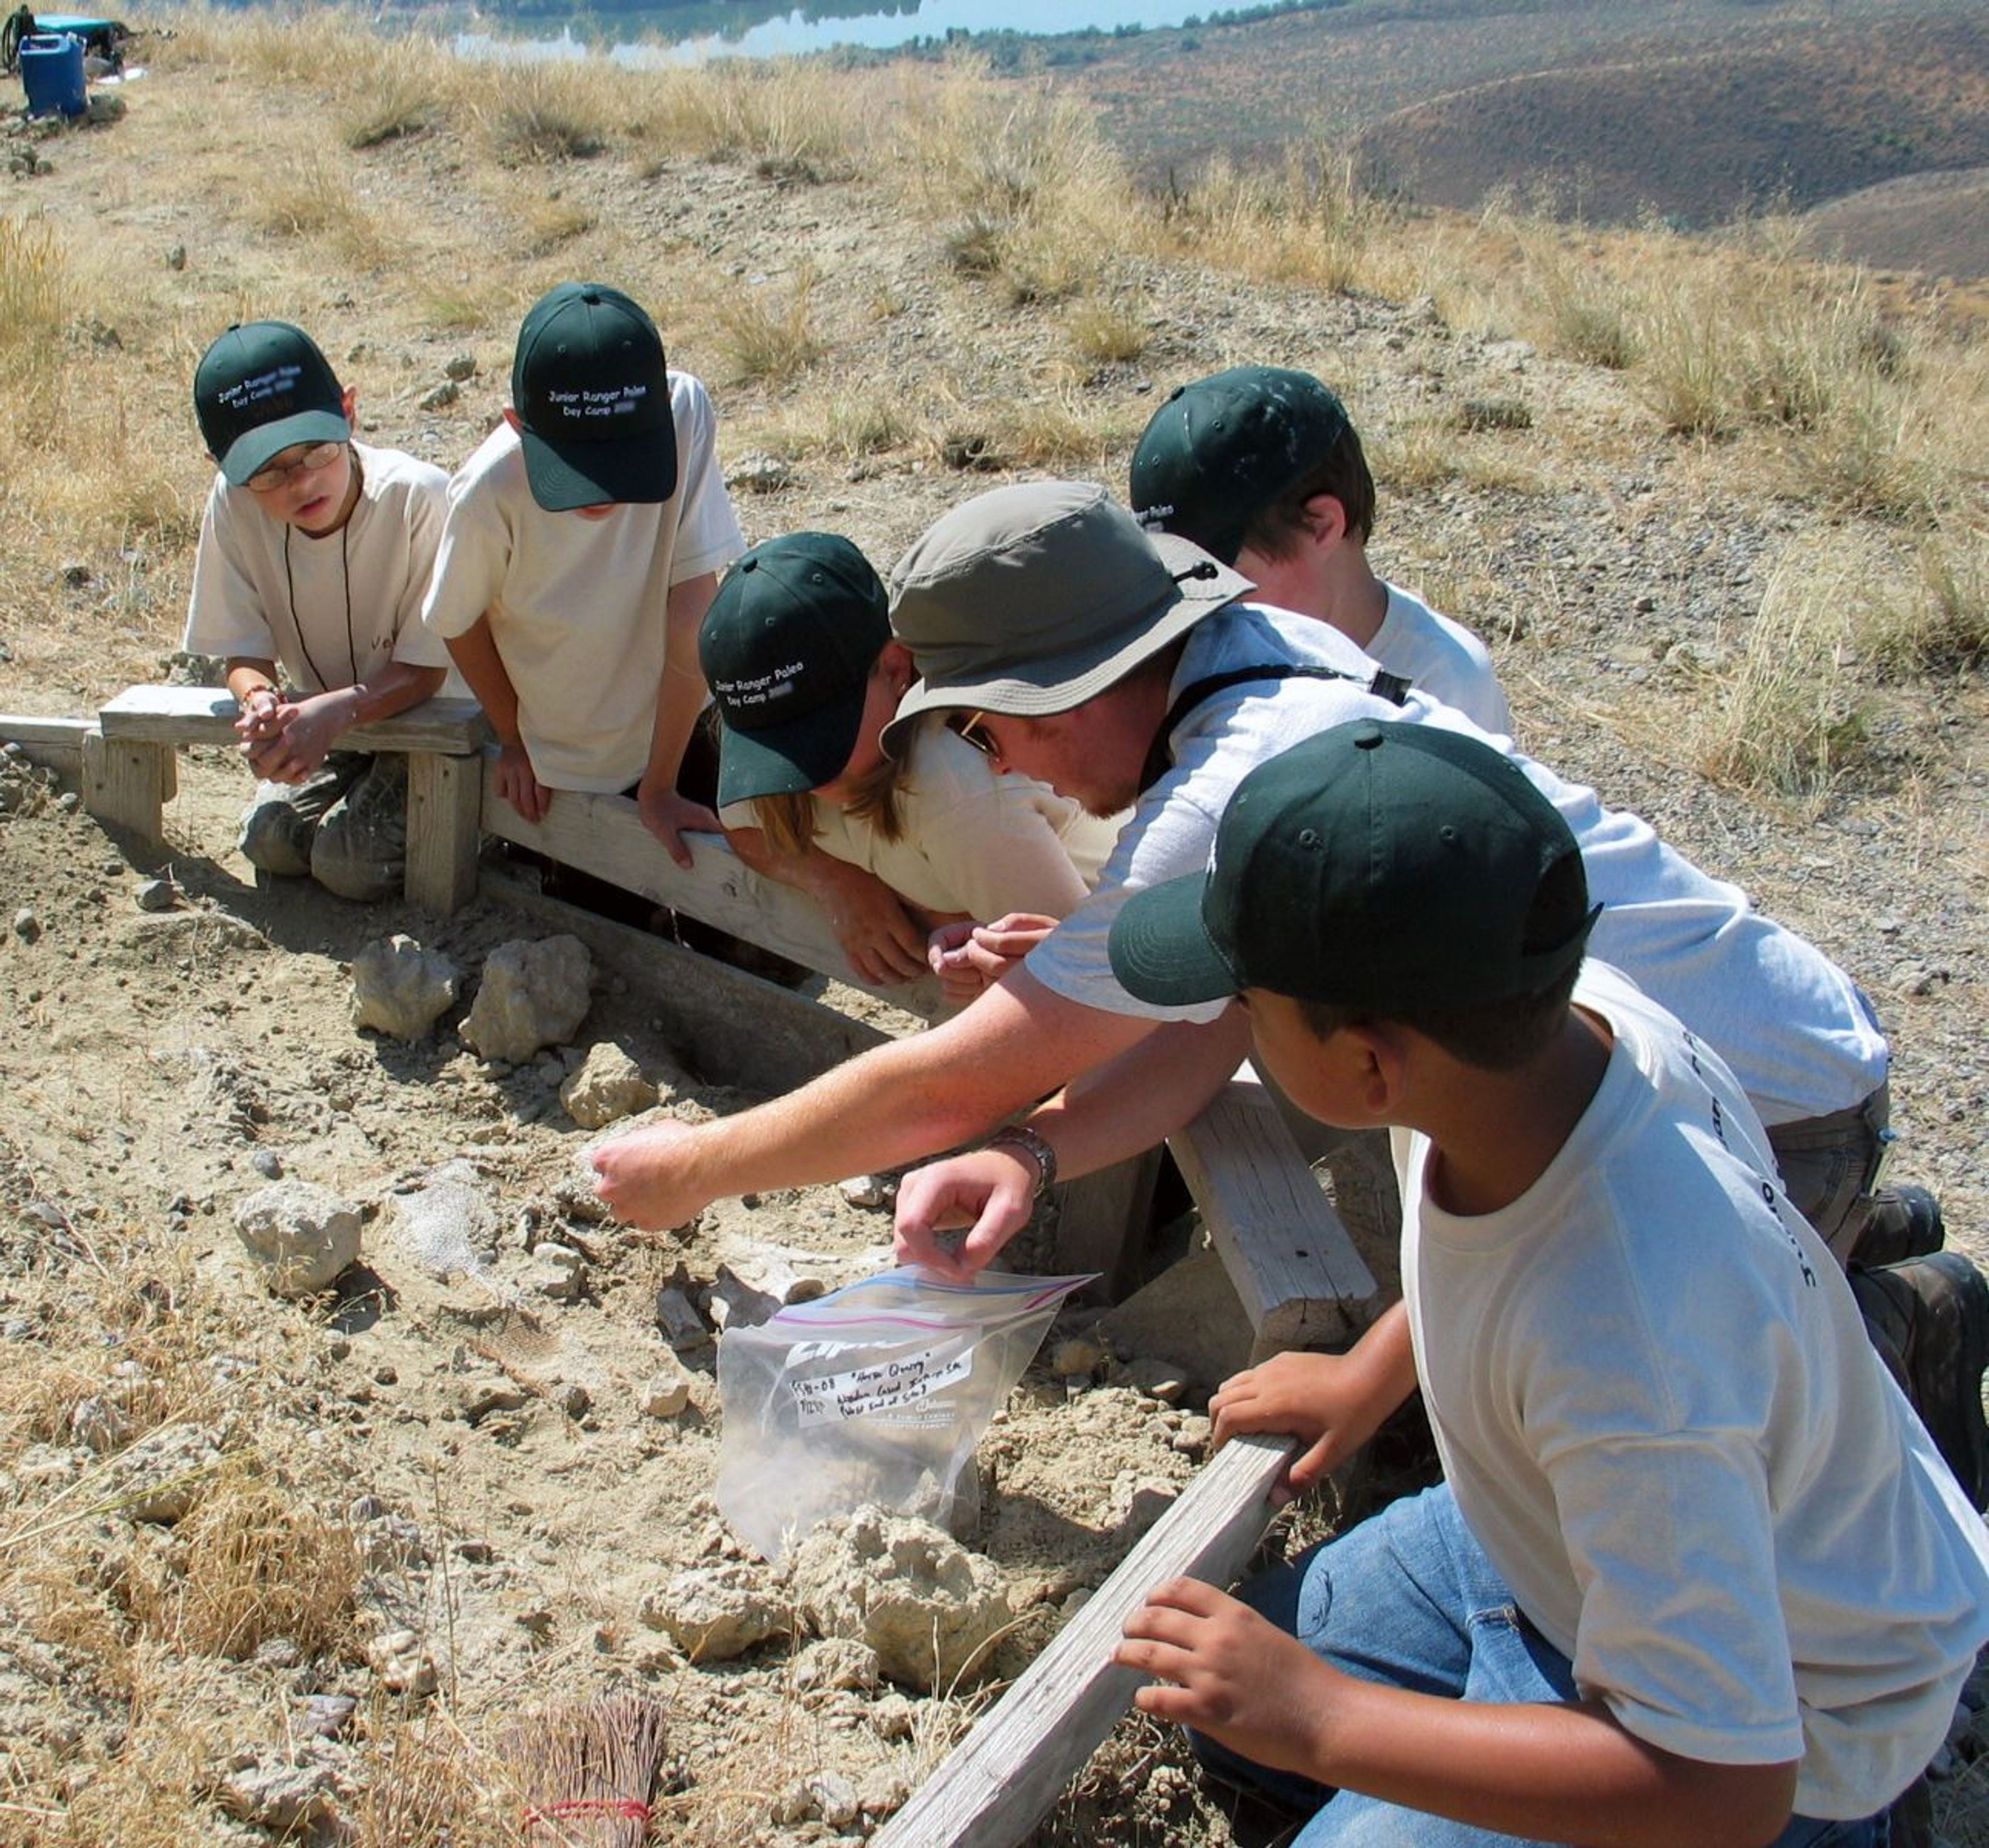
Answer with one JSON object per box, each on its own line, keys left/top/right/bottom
{"left": 1129, "top": 365, "right": 1350, "bottom": 566}
{"left": 1108, "top": 720, "right": 1596, "bottom": 1012}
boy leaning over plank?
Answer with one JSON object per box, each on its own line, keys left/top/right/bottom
{"left": 184, "top": 320, "right": 454, "bottom": 900}
{"left": 1099, "top": 723, "right": 1989, "bottom": 1848}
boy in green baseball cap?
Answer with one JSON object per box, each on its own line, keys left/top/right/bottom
{"left": 185, "top": 319, "right": 455, "bottom": 899}
{"left": 420, "top": 282, "right": 745, "bottom": 869}
{"left": 1103, "top": 721, "right": 1989, "bottom": 1848}
{"left": 698, "top": 533, "right": 1116, "bottom": 981}
{"left": 1130, "top": 364, "right": 1511, "bottom": 738}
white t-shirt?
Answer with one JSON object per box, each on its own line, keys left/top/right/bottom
{"left": 720, "top": 718, "right": 1120, "bottom": 921}
{"left": 1025, "top": 603, "right": 1889, "bottom": 1124}
{"left": 183, "top": 443, "right": 455, "bottom": 695}
{"left": 1370, "top": 581, "right": 1511, "bottom": 739}
{"left": 1402, "top": 962, "right": 1989, "bottom": 1819}
{"left": 420, "top": 374, "right": 745, "bottom": 791}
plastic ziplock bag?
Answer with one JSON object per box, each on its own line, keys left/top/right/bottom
{"left": 716, "top": 1266, "right": 1094, "bottom": 1562}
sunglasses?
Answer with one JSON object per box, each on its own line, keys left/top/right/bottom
{"left": 952, "top": 711, "right": 999, "bottom": 760}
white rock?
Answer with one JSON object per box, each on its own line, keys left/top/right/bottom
{"left": 789, "top": 1636, "right": 879, "bottom": 1694}
{"left": 233, "top": 1182, "right": 363, "bottom": 1296}
{"left": 460, "top": 936, "right": 593, "bottom": 1064}
{"left": 640, "top": 1365, "right": 693, "bottom": 1419}
{"left": 559, "top": 1042, "right": 657, "bottom": 1129}
{"left": 351, "top": 934, "right": 460, "bottom": 1040}
{"left": 837, "top": 1173, "right": 889, "bottom": 1209}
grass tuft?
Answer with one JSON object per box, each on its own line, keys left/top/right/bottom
{"left": 713, "top": 266, "right": 823, "bottom": 385}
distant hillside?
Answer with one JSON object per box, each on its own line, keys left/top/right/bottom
{"left": 1352, "top": 16, "right": 1989, "bottom": 227}
{"left": 1795, "top": 164, "right": 1989, "bottom": 280}
{"left": 1060, "top": 0, "right": 1989, "bottom": 276}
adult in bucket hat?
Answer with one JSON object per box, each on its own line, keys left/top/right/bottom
{"left": 696, "top": 531, "right": 1121, "bottom": 986}
{"left": 420, "top": 281, "right": 746, "bottom": 864}
{"left": 589, "top": 479, "right": 1984, "bottom": 1514}
{"left": 183, "top": 319, "right": 455, "bottom": 900}
{"left": 1093, "top": 724, "right": 1989, "bottom": 1848}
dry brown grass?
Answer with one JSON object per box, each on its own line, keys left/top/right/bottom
{"left": 1670, "top": 537, "right": 1876, "bottom": 799}
{"left": 122, "top": 1464, "right": 360, "bottom": 1661}
{"left": 712, "top": 264, "right": 824, "bottom": 385}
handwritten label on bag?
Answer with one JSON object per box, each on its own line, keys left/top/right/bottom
{"left": 791, "top": 1346, "right": 972, "bottom": 1427}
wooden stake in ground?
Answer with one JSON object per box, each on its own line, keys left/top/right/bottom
{"left": 510, "top": 1694, "right": 668, "bottom": 1848}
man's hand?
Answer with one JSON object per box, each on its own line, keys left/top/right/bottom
{"left": 590, "top": 1120, "right": 711, "bottom": 1230}
{"left": 494, "top": 741, "right": 552, "bottom": 823}
{"left": 1211, "top": 1350, "right": 1392, "bottom": 1500}
{"left": 637, "top": 778, "right": 719, "bottom": 870}
{"left": 1117, "top": 1578, "right": 1335, "bottom": 1778}
{"left": 927, "top": 912, "right": 1060, "bottom": 1005}
{"left": 810, "top": 858, "right": 928, "bottom": 985}
{"left": 892, "top": 1145, "right": 1040, "bottom": 1280}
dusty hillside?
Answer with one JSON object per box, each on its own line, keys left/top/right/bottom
{"left": 1, "top": 16, "right": 1987, "bottom": 1847}
{"left": 1351, "top": 14, "right": 1989, "bottom": 230}
{"left": 1059, "top": 0, "right": 1989, "bottom": 275}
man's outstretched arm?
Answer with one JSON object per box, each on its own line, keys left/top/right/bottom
{"left": 590, "top": 966, "right": 1158, "bottom": 1229}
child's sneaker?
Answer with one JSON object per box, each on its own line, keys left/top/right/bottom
{"left": 1851, "top": 1251, "right": 1989, "bottom": 1511}
{"left": 1851, "top": 1185, "right": 1945, "bottom": 1269}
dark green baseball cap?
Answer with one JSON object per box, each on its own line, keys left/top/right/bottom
{"left": 512, "top": 282, "right": 678, "bottom": 511}
{"left": 700, "top": 533, "right": 890, "bottom": 809}
{"left": 1108, "top": 720, "right": 1596, "bottom": 1012}
{"left": 194, "top": 321, "right": 350, "bottom": 487}
{"left": 880, "top": 480, "right": 1251, "bottom": 758}
{"left": 1129, "top": 365, "right": 1351, "bottom": 566}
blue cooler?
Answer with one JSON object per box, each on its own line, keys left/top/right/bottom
{"left": 20, "top": 32, "right": 87, "bottom": 118}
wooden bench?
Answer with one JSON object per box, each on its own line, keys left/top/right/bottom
{"left": 83, "top": 686, "right": 490, "bottom": 913}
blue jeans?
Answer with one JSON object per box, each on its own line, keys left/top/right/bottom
{"left": 1202, "top": 1484, "right": 1889, "bottom": 1848}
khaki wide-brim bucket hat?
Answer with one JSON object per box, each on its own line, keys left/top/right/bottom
{"left": 881, "top": 480, "right": 1253, "bottom": 757}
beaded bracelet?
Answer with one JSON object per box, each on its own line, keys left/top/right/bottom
{"left": 986, "top": 1123, "right": 1058, "bottom": 1200}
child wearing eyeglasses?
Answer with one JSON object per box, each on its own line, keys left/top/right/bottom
{"left": 183, "top": 320, "right": 456, "bottom": 900}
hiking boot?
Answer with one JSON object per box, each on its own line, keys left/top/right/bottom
{"left": 1851, "top": 1185, "right": 1945, "bottom": 1269}
{"left": 1851, "top": 1251, "right": 1989, "bottom": 1511}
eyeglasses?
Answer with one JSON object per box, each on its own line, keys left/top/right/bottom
{"left": 246, "top": 441, "right": 345, "bottom": 493}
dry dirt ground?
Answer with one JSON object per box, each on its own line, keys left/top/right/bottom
{"left": 1, "top": 32, "right": 1987, "bottom": 1848}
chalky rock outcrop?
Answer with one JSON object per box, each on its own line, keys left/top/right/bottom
{"left": 788, "top": 1509, "right": 1012, "bottom": 1692}
{"left": 559, "top": 1041, "right": 657, "bottom": 1129}
{"left": 234, "top": 1181, "right": 363, "bottom": 1297}
{"left": 460, "top": 935, "right": 592, "bottom": 1064}
{"left": 350, "top": 934, "right": 460, "bottom": 1040}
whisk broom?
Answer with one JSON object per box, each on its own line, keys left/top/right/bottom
{"left": 511, "top": 1693, "right": 668, "bottom": 1847}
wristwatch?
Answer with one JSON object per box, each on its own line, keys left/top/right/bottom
{"left": 986, "top": 1123, "right": 1058, "bottom": 1200}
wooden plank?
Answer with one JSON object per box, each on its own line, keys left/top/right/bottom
{"left": 98, "top": 686, "right": 488, "bottom": 754}
{"left": 404, "top": 750, "right": 482, "bottom": 914}
{"left": 480, "top": 769, "right": 944, "bottom": 1014}
{"left": 1054, "top": 1147, "right": 1163, "bottom": 1299}
{"left": 1168, "top": 1076, "right": 1380, "bottom": 1362}
{"left": 80, "top": 729, "right": 171, "bottom": 842}
{"left": 481, "top": 865, "right": 901, "bottom": 1097}
{"left": 871, "top": 1432, "right": 1296, "bottom": 1848}
{"left": 0, "top": 714, "right": 92, "bottom": 751}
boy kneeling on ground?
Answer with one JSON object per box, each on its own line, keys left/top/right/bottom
{"left": 186, "top": 321, "right": 455, "bottom": 900}
{"left": 1103, "top": 721, "right": 1989, "bottom": 1847}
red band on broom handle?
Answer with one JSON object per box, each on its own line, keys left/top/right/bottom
{"left": 523, "top": 1798, "right": 653, "bottom": 1823}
